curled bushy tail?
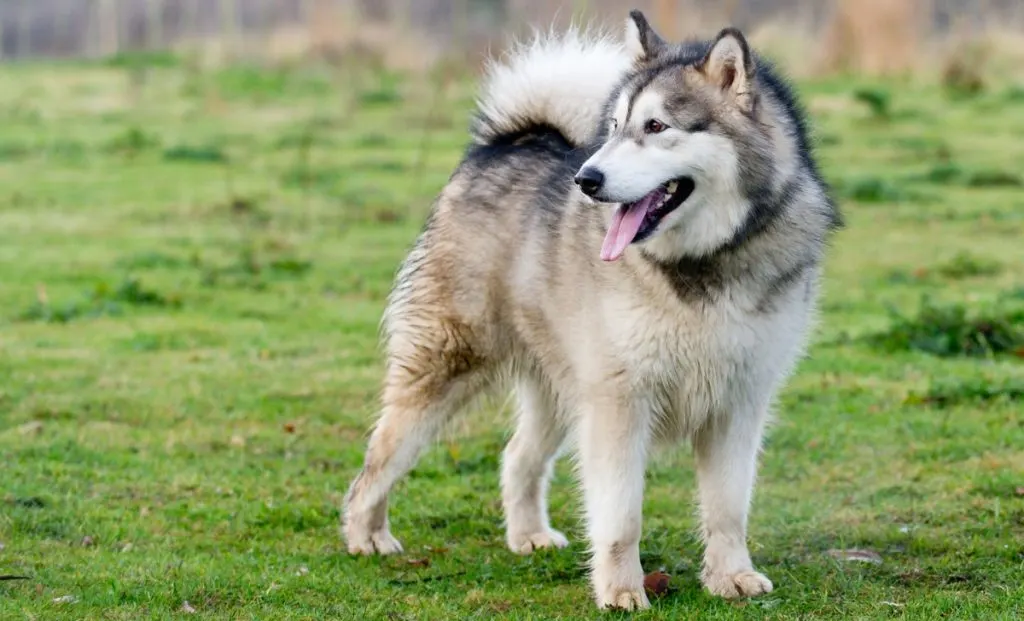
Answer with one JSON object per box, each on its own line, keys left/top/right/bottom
{"left": 470, "top": 26, "right": 633, "bottom": 148}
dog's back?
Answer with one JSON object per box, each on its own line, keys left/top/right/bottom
{"left": 379, "top": 28, "right": 634, "bottom": 392}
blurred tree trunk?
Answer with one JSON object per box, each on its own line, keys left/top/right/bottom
{"left": 358, "top": 0, "right": 389, "bottom": 21}
{"left": 655, "top": 0, "right": 677, "bottom": 39}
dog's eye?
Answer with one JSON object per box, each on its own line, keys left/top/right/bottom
{"left": 644, "top": 119, "right": 667, "bottom": 134}
{"left": 686, "top": 119, "right": 710, "bottom": 133}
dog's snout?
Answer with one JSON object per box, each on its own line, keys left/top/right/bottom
{"left": 574, "top": 167, "right": 605, "bottom": 197}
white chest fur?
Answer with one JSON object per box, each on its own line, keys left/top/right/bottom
{"left": 597, "top": 277, "right": 815, "bottom": 438}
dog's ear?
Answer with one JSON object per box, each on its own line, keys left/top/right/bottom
{"left": 625, "top": 10, "right": 667, "bottom": 62}
{"left": 698, "top": 28, "right": 756, "bottom": 112}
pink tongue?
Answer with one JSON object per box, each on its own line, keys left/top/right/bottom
{"left": 600, "top": 194, "right": 656, "bottom": 262}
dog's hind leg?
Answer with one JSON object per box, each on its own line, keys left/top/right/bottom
{"left": 693, "top": 404, "right": 774, "bottom": 599}
{"left": 343, "top": 318, "right": 490, "bottom": 556}
{"left": 501, "top": 374, "right": 569, "bottom": 554}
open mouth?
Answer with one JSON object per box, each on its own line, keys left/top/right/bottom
{"left": 600, "top": 177, "right": 696, "bottom": 262}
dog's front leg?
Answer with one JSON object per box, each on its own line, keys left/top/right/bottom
{"left": 578, "top": 394, "right": 651, "bottom": 611}
{"left": 693, "top": 405, "right": 773, "bottom": 599}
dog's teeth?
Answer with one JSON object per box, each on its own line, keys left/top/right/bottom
{"left": 666, "top": 181, "right": 679, "bottom": 194}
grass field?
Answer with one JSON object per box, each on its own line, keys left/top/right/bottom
{"left": 1, "top": 51, "right": 1023, "bottom": 620}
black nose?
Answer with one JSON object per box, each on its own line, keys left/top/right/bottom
{"left": 574, "top": 167, "right": 604, "bottom": 197}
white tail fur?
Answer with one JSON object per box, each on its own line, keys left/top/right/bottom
{"left": 471, "top": 26, "right": 633, "bottom": 147}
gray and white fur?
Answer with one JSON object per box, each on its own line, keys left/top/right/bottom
{"left": 342, "top": 9, "right": 841, "bottom": 612}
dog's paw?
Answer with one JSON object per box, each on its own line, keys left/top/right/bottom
{"left": 597, "top": 588, "right": 651, "bottom": 611}
{"left": 507, "top": 529, "right": 569, "bottom": 555}
{"left": 702, "top": 569, "right": 773, "bottom": 599}
{"left": 345, "top": 528, "right": 404, "bottom": 556}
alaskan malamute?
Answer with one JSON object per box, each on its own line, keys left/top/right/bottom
{"left": 343, "top": 9, "right": 841, "bottom": 611}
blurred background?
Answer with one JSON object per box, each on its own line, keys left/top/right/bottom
{"left": 2, "top": 0, "right": 1024, "bottom": 79}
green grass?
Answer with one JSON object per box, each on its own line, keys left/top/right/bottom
{"left": 1, "top": 57, "right": 1023, "bottom": 621}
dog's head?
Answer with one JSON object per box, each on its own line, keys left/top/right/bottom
{"left": 577, "top": 11, "right": 777, "bottom": 263}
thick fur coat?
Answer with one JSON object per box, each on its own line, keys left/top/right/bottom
{"left": 342, "top": 10, "right": 840, "bottom": 611}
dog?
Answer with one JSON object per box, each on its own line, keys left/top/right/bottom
{"left": 342, "top": 9, "right": 841, "bottom": 611}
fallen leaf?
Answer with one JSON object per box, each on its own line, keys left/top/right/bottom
{"left": 17, "top": 421, "right": 43, "bottom": 436}
{"left": 230, "top": 435, "right": 246, "bottom": 448}
{"left": 182, "top": 601, "right": 196, "bottom": 614}
{"left": 120, "top": 542, "right": 134, "bottom": 553}
{"left": 375, "top": 209, "right": 402, "bottom": 224}
{"left": 643, "top": 571, "right": 671, "bottom": 597}
{"left": 81, "top": 535, "right": 95, "bottom": 547}
{"left": 827, "top": 549, "right": 882, "bottom": 564}
{"left": 295, "top": 566, "right": 309, "bottom": 576}
{"left": 463, "top": 589, "right": 485, "bottom": 607}
{"left": 283, "top": 422, "right": 296, "bottom": 434}
{"left": 140, "top": 506, "right": 151, "bottom": 517}
{"left": 1015, "top": 486, "right": 1024, "bottom": 497}
{"left": 407, "top": 558, "right": 431, "bottom": 568}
